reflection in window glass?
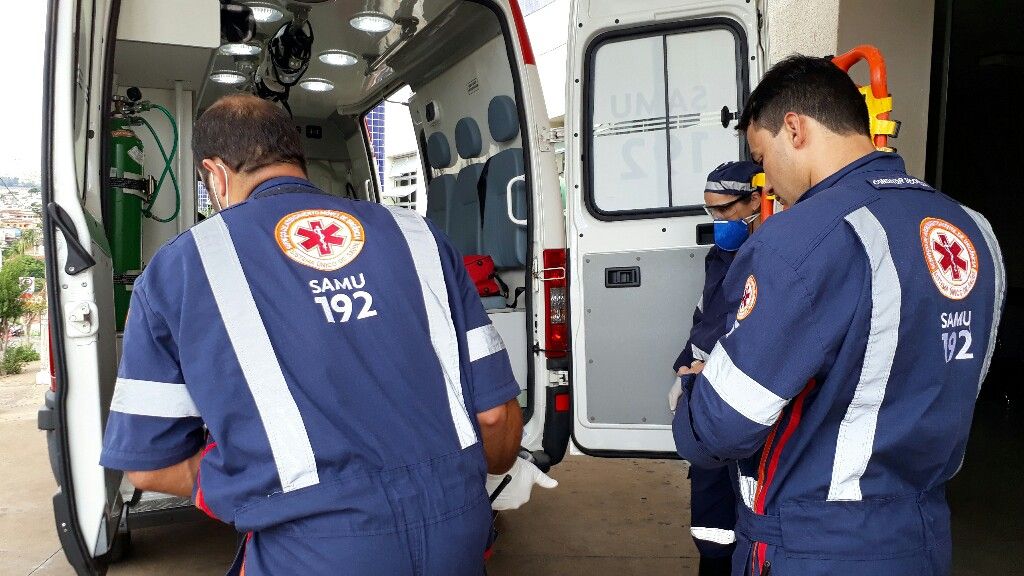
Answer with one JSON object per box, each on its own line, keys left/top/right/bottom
{"left": 590, "top": 28, "right": 742, "bottom": 214}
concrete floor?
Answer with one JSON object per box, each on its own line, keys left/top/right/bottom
{"left": 3, "top": 362, "right": 1022, "bottom": 575}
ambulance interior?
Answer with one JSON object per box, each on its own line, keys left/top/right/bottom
{"left": 100, "top": 0, "right": 539, "bottom": 536}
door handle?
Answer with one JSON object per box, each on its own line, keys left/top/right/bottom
{"left": 47, "top": 202, "right": 96, "bottom": 275}
{"left": 605, "top": 266, "right": 640, "bottom": 288}
{"left": 506, "top": 174, "right": 527, "bottom": 227}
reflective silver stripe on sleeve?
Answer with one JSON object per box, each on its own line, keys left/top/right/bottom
{"left": 385, "top": 206, "right": 478, "bottom": 449}
{"left": 827, "top": 207, "right": 901, "bottom": 502}
{"left": 703, "top": 341, "right": 786, "bottom": 427}
{"left": 467, "top": 324, "right": 506, "bottom": 362}
{"left": 192, "top": 216, "right": 319, "bottom": 493}
{"left": 961, "top": 206, "right": 1006, "bottom": 395}
{"left": 110, "top": 379, "right": 200, "bottom": 418}
{"left": 690, "top": 527, "right": 737, "bottom": 545}
{"left": 691, "top": 344, "right": 710, "bottom": 362}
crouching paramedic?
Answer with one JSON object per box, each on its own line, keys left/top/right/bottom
{"left": 672, "top": 55, "right": 1005, "bottom": 576}
{"left": 99, "top": 94, "right": 552, "bottom": 575}
{"left": 668, "top": 161, "right": 763, "bottom": 576}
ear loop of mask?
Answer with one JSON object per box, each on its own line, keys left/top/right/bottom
{"left": 208, "top": 163, "right": 230, "bottom": 211}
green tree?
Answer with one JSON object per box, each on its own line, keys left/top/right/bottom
{"left": 0, "top": 263, "right": 28, "bottom": 356}
{"left": 3, "top": 254, "right": 45, "bottom": 280}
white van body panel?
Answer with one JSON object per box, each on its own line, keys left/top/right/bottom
{"left": 565, "top": 0, "right": 759, "bottom": 454}
{"left": 51, "top": 0, "right": 123, "bottom": 557}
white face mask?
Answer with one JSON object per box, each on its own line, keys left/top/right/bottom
{"left": 208, "top": 163, "right": 230, "bottom": 212}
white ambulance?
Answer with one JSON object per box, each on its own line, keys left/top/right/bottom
{"left": 39, "top": 0, "right": 757, "bottom": 571}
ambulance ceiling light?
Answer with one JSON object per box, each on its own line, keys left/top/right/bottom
{"left": 350, "top": 10, "right": 394, "bottom": 34}
{"left": 210, "top": 70, "right": 248, "bottom": 85}
{"left": 247, "top": 1, "right": 285, "bottom": 24}
{"left": 219, "top": 42, "right": 263, "bottom": 56}
{"left": 299, "top": 78, "right": 335, "bottom": 92}
{"left": 319, "top": 49, "right": 359, "bottom": 67}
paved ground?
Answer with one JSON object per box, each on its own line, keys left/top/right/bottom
{"left": 3, "top": 361, "right": 1022, "bottom": 575}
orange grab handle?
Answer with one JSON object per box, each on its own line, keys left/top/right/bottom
{"left": 832, "top": 45, "right": 891, "bottom": 150}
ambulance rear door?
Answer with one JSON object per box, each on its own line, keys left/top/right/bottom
{"left": 564, "top": 0, "right": 759, "bottom": 455}
{"left": 39, "top": 0, "right": 122, "bottom": 572}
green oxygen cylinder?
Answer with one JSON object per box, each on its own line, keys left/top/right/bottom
{"left": 108, "top": 118, "right": 146, "bottom": 331}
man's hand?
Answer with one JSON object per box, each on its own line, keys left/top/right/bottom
{"left": 677, "top": 360, "right": 705, "bottom": 376}
{"left": 486, "top": 456, "right": 558, "bottom": 510}
{"left": 668, "top": 376, "right": 683, "bottom": 413}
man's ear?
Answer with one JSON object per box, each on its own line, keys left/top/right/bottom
{"left": 782, "top": 112, "right": 807, "bottom": 149}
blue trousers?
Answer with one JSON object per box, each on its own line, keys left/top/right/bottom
{"left": 690, "top": 464, "right": 738, "bottom": 559}
{"left": 227, "top": 498, "right": 492, "bottom": 576}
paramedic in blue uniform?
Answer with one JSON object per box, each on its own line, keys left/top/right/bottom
{"left": 668, "top": 161, "right": 763, "bottom": 576}
{"left": 672, "top": 55, "right": 1005, "bottom": 576}
{"left": 99, "top": 94, "right": 556, "bottom": 575}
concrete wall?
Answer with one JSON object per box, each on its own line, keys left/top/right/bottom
{"left": 837, "top": 0, "right": 935, "bottom": 177}
{"left": 764, "top": 0, "right": 841, "bottom": 65}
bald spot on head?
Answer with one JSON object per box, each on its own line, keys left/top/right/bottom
{"left": 192, "top": 93, "right": 307, "bottom": 175}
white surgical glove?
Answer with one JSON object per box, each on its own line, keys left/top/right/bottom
{"left": 668, "top": 376, "right": 683, "bottom": 413}
{"left": 486, "top": 457, "right": 558, "bottom": 510}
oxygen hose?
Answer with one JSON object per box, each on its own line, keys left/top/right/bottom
{"left": 138, "top": 104, "right": 181, "bottom": 223}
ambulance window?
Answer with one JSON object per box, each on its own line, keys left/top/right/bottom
{"left": 364, "top": 85, "right": 425, "bottom": 213}
{"left": 587, "top": 25, "right": 745, "bottom": 216}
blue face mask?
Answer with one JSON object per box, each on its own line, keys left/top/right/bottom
{"left": 713, "top": 213, "right": 759, "bottom": 252}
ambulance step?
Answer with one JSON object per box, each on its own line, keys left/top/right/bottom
{"left": 127, "top": 493, "right": 206, "bottom": 530}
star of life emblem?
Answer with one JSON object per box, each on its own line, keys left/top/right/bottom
{"left": 920, "top": 217, "right": 978, "bottom": 300}
{"left": 737, "top": 275, "right": 758, "bottom": 321}
{"left": 275, "top": 210, "right": 365, "bottom": 271}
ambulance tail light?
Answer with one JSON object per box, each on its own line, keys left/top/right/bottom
{"left": 48, "top": 334, "right": 57, "bottom": 393}
{"left": 542, "top": 249, "right": 568, "bottom": 359}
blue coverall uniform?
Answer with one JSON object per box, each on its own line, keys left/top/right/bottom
{"left": 673, "top": 152, "right": 1005, "bottom": 576}
{"left": 100, "top": 177, "right": 521, "bottom": 575}
{"left": 674, "top": 246, "right": 739, "bottom": 563}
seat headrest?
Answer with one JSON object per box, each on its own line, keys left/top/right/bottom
{"left": 455, "top": 117, "right": 483, "bottom": 159}
{"left": 426, "top": 132, "right": 453, "bottom": 169}
{"left": 488, "top": 95, "right": 520, "bottom": 143}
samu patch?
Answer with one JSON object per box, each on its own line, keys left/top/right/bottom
{"left": 737, "top": 275, "right": 758, "bottom": 321}
{"left": 275, "top": 210, "right": 365, "bottom": 271}
{"left": 920, "top": 217, "right": 978, "bottom": 300}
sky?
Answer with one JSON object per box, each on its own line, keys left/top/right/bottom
{"left": 0, "top": 3, "right": 47, "bottom": 183}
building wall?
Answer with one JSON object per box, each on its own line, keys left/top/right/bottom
{"left": 764, "top": 0, "right": 841, "bottom": 64}
{"left": 837, "top": 0, "right": 934, "bottom": 177}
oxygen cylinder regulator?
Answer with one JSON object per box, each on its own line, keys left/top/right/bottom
{"left": 106, "top": 87, "right": 180, "bottom": 330}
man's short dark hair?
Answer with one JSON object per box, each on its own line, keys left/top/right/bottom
{"left": 193, "top": 94, "right": 307, "bottom": 174}
{"left": 737, "top": 54, "right": 870, "bottom": 137}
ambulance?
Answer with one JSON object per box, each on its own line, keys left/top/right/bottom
{"left": 38, "top": 0, "right": 758, "bottom": 571}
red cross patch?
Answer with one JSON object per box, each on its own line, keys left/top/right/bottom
{"left": 920, "top": 217, "right": 978, "bottom": 300}
{"left": 276, "top": 210, "right": 365, "bottom": 271}
{"left": 737, "top": 275, "right": 758, "bottom": 321}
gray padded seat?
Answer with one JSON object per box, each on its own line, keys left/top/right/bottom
{"left": 480, "top": 296, "right": 507, "bottom": 310}
{"left": 445, "top": 117, "right": 486, "bottom": 255}
{"left": 425, "top": 132, "right": 456, "bottom": 233}
{"left": 482, "top": 96, "right": 528, "bottom": 268}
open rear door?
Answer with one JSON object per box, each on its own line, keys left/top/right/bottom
{"left": 39, "top": 0, "right": 122, "bottom": 573}
{"left": 564, "top": 0, "right": 759, "bottom": 455}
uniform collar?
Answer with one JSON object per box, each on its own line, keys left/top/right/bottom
{"left": 797, "top": 151, "right": 904, "bottom": 204}
{"left": 249, "top": 176, "right": 320, "bottom": 200}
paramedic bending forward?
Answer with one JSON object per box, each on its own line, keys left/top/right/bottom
{"left": 672, "top": 56, "right": 1005, "bottom": 576}
{"left": 99, "top": 94, "right": 553, "bottom": 576}
{"left": 668, "top": 161, "right": 764, "bottom": 576}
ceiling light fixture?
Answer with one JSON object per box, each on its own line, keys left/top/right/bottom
{"left": 299, "top": 78, "right": 335, "bottom": 92}
{"left": 219, "top": 42, "right": 263, "bottom": 56}
{"left": 350, "top": 10, "right": 394, "bottom": 34}
{"left": 209, "top": 70, "right": 248, "bottom": 85}
{"left": 319, "top": 49, "right": 359, "bottom": 67}
{"left": 247, "top": 2, "right": 285, "bottom": 24}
